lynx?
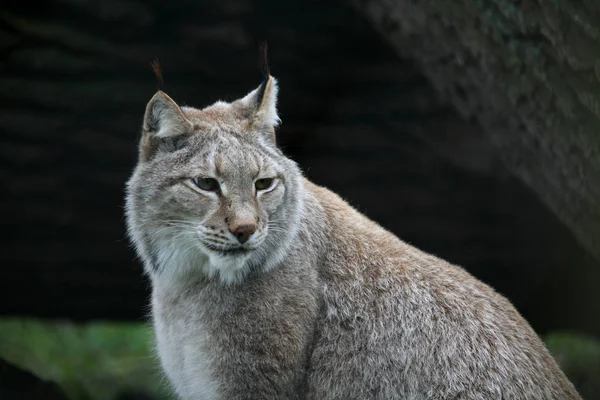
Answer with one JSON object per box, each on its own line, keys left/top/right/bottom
{"left": 125, "top": 74, "right": 581, "bottom": 399}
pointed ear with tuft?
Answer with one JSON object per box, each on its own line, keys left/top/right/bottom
{"left": 238, "top": 75, "right": 281, "bottom": 142}
{"left": 139, "top": 91, "right": 193, "bottom": 161}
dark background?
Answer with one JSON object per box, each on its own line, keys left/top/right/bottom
{"left": 1, "top": 0, "right": 599, "bottom": 398}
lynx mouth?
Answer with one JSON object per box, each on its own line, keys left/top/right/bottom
{"left": 201, "top": 242, "right": 253, "bottom": 256}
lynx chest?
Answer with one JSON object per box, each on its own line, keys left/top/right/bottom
{"left": 152, "top": 283, "right": 222, "bottom": 400}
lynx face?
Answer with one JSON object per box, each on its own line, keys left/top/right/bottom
{"left": 126, "top": 77, "right": 304, "bottom": 284}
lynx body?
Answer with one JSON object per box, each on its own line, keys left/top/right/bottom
{"left": 125, "top": 76, "right": 580, "bottom": 399}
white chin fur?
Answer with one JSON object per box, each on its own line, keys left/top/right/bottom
{"left": 202, "top": 252, "right": 251, "bottom": 285}
{"left": 152, "top": 237, "right": 251, "bottom": 285}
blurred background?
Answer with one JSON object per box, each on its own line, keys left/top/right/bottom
{"left": 1, "top": 0, "right": 599, "bottom": 399}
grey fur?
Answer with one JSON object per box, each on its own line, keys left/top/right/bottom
{"left": 125, "top": 77, "right": 581, "bottom": 399}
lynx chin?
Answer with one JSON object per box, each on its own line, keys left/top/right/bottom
{"left": 125, "top": 75, "right": 580, "bottom": 399}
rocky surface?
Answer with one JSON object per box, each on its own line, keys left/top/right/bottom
{"left": 354, "top": 0, "right": 600, "bottom": 263}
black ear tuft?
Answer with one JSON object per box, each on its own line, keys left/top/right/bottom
{"left": 234, "top": 45, "right": 280, "bottom": 137}
{"left": 150, "top": 58, "right": 164, "bottom": 91}
{"left": 256, "top": 41, "right": 271, "bottom": 106}
{"left": 258, "top": 41, "right": 270, "bottom": 80}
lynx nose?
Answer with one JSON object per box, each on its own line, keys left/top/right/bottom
{"left": 230, "top": 223, "right": 257, "bottom": 244}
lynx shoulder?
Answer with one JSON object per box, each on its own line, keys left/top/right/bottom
{"left": 125, "top": 75, "right": 581, "bottom": 400}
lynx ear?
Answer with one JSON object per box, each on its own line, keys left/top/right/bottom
{"left": 140, "top": 91, "right": 192, "bottom": 161}
{"left": 239, "top": 75, "right": 280, "bottom": 141}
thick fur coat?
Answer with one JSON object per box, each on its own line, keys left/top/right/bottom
{"left": 125, "top": 76, "right": 581, "bottom": 399}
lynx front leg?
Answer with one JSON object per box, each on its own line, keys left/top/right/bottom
{"left": 152, "top": 272, "right": 318, "bottom": 400}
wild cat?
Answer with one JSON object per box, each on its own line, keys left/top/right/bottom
{"left": 125, "top": 73, "right": 581, "bottom": 399}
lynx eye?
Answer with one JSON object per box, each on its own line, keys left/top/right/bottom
{"left": 192, "top": 177, "right": 220, "bottom": 192}
{"left": 255, "top": 178, "right": 274, "bottom": 191}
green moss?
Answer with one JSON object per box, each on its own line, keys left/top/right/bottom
{"left": 545, "top": 331, "right": 600, "bottom": 399}
{"left": 0, "top": 318, "right": 172, "bottom": 400}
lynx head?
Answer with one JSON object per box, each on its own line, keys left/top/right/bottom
{"left": 125, "top": 76, "right": 305, "bottom": 284}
